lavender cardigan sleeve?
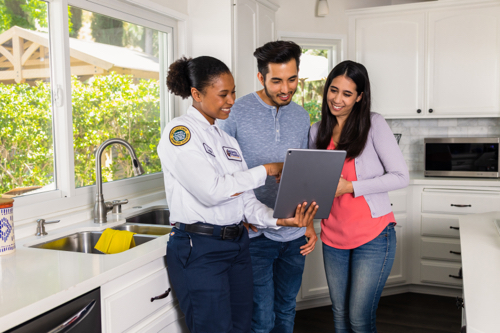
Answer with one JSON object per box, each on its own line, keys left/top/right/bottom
{"left": 309, "top": 112, "right": 409, "bottom": 218}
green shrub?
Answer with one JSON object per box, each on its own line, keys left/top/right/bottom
{"left": 0, "top": 73, "right": 161, "bottom": 194}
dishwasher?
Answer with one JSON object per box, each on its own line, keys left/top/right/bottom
{"left": 5, "top": 288, "right": 101, "bottom": 333}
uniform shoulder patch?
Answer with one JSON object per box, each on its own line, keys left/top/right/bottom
{"left": 169, "top": 125, "right": 191, "bottom": 146}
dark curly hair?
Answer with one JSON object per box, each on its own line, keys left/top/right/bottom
{"left": 166, "top": 56, "right": 231, "bottom": 99}
{"left": 253, "top": 41, "right": 301, "bottom": 79}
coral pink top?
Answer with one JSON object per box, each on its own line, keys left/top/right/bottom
{"left": 321, "top": 139, "right": 395, "bottom": 249}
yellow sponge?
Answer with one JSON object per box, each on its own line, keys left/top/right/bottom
{"left": 95, "top": 228, "right": 136, "bottom": 254}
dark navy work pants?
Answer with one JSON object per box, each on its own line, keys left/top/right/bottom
{"left": 166, "top": 226, "right": 253, "bottom": 333}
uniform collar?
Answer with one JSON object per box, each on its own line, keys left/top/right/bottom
{"left": 187, "top": 105, "right": 223, "bottom": 136}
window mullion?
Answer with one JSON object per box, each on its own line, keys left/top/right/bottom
{"left": 48, "top": 0, "right": 76, "bottom": 198}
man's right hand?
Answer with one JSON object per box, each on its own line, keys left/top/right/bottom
{"left": 277, "top": 201, "right": 319, "bottom": 228}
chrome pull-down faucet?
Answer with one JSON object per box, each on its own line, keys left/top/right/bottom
{"left": 94, "top": 138, "right": 144, "bottom": 223}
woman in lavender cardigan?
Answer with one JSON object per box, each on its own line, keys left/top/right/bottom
{"left": 309, "top": 61, "right": 409, "bottom": 333}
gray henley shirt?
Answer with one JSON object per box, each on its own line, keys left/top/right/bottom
{"left": 219, "top": 92, "right": 310, "bottom": 242}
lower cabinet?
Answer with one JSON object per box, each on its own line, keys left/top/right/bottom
{"left": 101, "top": 258, "right": 189, "bottom": 333}
{"left": 300, "top": 220, "right": 329, "bottom": 300}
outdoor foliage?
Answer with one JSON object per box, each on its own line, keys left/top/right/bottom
{"left": 0, "top": 73, "right": 161, "bottom": 194}
{"left": 293, "top": 48, "right": 328, "bottom": 124}
{"left": 0, "top": 81, "right": 53, "bottom": 194}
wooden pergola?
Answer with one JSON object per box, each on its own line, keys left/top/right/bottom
{"left": 0, "top": 26, "right": 160, "bottom": 84}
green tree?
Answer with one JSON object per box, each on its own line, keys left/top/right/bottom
{"left": 0, "top": 74, "right": 161, "bottom": 194}
{"left": 0, "top": 0, "right": 80, "bottom": 36}
{"left": 90, "top": 13, "right": 123, "bottom": 47}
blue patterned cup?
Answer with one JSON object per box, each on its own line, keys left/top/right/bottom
{"left": 0, "top": 198, "right": 15, "bottom": 255}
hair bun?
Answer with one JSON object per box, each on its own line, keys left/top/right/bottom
{"left": 166, "top": 57, "right": 192, "bottom": 99}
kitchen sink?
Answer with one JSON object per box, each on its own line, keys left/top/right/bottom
{"left": 126, "top": 206, "right": 170, "bottom": 225}
{"left": 29, "top": 231, "right": 156, "bottom": 254}
{"left": 111, "top": 223, "right": 172, "bottom": 236}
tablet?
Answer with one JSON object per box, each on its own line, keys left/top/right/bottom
{"left": 273, "top": 149, "right": 346, "bottom": 219}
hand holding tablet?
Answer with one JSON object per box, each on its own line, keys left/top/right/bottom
{"left": 273, "top": 149, "right": 346, "bottom": 219}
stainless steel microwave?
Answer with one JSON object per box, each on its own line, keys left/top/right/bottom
{"left": 424, "top": 137, "right": 500, "bottom": 178}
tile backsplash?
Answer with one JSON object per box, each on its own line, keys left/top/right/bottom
{"left": 386, "top": 118, "right": 500, "bottom": 171}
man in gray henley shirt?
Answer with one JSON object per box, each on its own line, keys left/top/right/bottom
{"left": 219, "top": 41, "right": 316, "bottom": 333}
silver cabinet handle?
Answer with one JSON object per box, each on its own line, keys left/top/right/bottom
{"left": 47, "top": 299, "right": 96, "bottom": 333}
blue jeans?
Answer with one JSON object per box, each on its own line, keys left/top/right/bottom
{"left": 249, "top": 235, "right": 307, "bottom": 333}
{"left": 323, "top": 223, "right": 396, "bottom": 333}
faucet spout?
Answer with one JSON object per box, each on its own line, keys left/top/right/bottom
{"left": 94, "top": 138, "right": 144, "bottom": 223}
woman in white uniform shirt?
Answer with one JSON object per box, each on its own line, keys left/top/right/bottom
{"left": 157, "top": 56, "right": 318, "bottom": 333}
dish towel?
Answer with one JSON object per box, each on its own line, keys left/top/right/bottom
{"left": 95, "top": 228, "right": 136, "bottom": 254}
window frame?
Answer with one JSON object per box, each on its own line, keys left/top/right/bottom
{"left": 11, "top": 0, "right": 176, "bottom": 225}
{"left": 277, "top": 32, "right": 346, "bottom": 73}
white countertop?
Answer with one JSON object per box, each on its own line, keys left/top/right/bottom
{"left": 409, "top": 172, "right": 500, "bottom": 187}
{"left": 0, "top": 199, "right": 169, "bottom": 331}
{"left": 459, "top": 211, "right": 500, "bottom": 333}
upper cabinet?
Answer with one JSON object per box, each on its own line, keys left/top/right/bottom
{"left": 188, "top": 0, "right": 277, "bottom": 98}
{"left": 233, "top": 0, "right": 277, "bottom": 98}
{"left": 348, "top": 1, "right": 500, "bottom": 119}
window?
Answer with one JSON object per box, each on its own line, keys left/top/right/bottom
{"left": 0, "top": 0, "right": 175, "bottom": 221}
{"left": 69, "top": 7, "right": 166, "bottom": 188}
{"left": 279, "top": 35, "right": 343, "bottom": 124}
{"left": 0, "top": 0, "right": 55, "bottom": 198}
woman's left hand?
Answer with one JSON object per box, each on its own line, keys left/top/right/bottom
{"left": 335, "top": 175, "right": 354, "bottom": 197}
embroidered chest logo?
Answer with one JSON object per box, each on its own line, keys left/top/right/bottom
{"left": 203, "top": 143, "right": 215, "bottom": 157}
{"left": 169, "top": 125, "right": 191, "bottom": 146}
{"left": 223, "top": 146, "right": 242, "bottom": 162}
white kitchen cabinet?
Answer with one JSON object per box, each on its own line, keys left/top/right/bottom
{"left": 348, "top": 0, "right": 500, "bottom": 119}
{"left": 101, "top": 258, "right": 188, "bottom": 333}
{"left": 233, "top": 0, "right": 277, "bottom": 98}
{"left": 300, "top": 220, "right": 329, "bottom": 300}
{"left": 416, "top": 188, "right": 500, "bottom": 288}
{"left": 350, "top": 13, "right": 425, "bottom": 118}
{"left": 189, "top": 0, "right": 278, "bottom": 99}
{"left": 386, "top": 190, "right": 408, "bottom": 285}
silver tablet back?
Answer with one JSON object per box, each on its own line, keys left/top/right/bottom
{"left": 273, "top": 149, "right": 346, "bottom": 219}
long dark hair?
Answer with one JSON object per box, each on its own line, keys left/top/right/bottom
{"left": 316, "top": 60, "right": 371, "bottom": 159}
{"left": 166, "top": 56, "right": 231, "bottom": 99}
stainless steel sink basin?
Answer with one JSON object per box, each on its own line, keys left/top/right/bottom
{"left": 29, "top": 231, "right": 156, "bottom": 254}
{"left": 111, "top": 223, "right": 172, "bottom": 236}
{"left": 126, "top": 206, "right": 170, "bottom": 225}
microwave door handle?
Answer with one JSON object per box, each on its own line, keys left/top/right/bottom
{"left": 47, "top": 299, "right": 96, "bottom": 333}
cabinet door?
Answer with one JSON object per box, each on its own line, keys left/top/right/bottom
{"left": 257, "top": 3, "right": 275, "bottom": 49}
{"left": 233, "top": 0, "right": 258, "bottom": 98}
{"left": 301, "top": 221, "right": 329, "bottom": 299}
{"left": 386, "top": 214, "right": 406, "bottom": 285}
{"left": 352, "top": 13, "right": 425, "bottom": 118}
{"left": 427, "top": 6, "right": 500, "bottom": 116}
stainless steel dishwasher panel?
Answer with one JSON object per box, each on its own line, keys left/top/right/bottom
{"left": 5, "top": 287, "right": 101, "bottom": 333}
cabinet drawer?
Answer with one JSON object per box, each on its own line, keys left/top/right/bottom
{"left": 389, "top": 190, "right": 407, "bottom": 213}
{"left": 422, "top": 189, "right": 500, "bottom": 214}
{"left": 421, "top": 261, "right": 463, "bottom": 286}
{"left": 421, "top": 238, "right": 461, "bottom": 262}
{"left": 104, "top": 268, "right": 173, "bottom": 332}
{"left": 421, "top": 214, "right": 460, "bottom": 238}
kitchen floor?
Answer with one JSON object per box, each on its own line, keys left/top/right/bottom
{"left": 294, "top": 293, "right": 462, "bottom": 333}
